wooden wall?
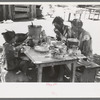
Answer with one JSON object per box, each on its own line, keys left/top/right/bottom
{"left": 0, "top": 5, "right": 3, "bottom": 21}
{"left": 1, "top": 5, "right": 37, "bottom": 21}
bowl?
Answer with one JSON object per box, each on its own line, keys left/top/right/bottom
{"left": 34, "top": 45, "right": 49, "bottom": 53}
{"left": 67, "top": 38, "right": 79, "bottom": 47}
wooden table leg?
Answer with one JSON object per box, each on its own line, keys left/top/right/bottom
{"left": 71, "top": 62, "right": 76, "bottom": 82}
{"left": 37, "top": 65, "right": 43, "bottom": 82}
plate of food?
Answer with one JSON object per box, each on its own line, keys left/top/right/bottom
{"left": 50, "top": 48, "right": 65, "bottom": 59}
{"left": 34, "top": 45, "right": 49, "bottom": 53}
{"left": 51, "top": 41, "right": 65, "bottom": 48}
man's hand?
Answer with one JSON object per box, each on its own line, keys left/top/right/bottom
{"left": 61, "top": 36, "right": 66, "bottom": 43}
{"left": 54, "top": 29, "right": 61, "bottom": 36}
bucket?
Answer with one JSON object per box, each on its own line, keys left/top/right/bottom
{"left": 28, "top": 25, "right": 42, "bottom": 40}
{"left": 67, "top": 38, "right": 79, "bottom": 48}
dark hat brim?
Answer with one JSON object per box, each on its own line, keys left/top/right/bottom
{"left": 69, "top": 19, "right": 83, "bottom": 27}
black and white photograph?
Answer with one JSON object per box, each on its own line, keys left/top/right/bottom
{"left": 0, "top": 3, "right": 100, "bottom": 83}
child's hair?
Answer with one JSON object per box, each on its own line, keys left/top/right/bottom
{"left": 2, "top": 30, "right": 15, "bottom": 43}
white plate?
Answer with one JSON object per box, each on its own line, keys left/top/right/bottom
{"left": 34, "top": 46, "right": 49, "bottom": 53}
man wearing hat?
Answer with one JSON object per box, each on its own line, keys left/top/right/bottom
{"left": 69, "top": 19, "right": 92, "bottom": 57}
{"left": 68, "top": 19, "right": 93, "bottom": 82}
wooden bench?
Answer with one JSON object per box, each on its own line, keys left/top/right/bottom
{"left": 76, "top": 60, "right": 100, "bottom": 82}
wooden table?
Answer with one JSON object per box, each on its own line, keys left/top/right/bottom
{"left": 24, "top": 46, "right": 85, "bottom": 82}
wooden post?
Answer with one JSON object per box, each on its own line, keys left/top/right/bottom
{"left": 30, "top": 5, "right": 36, "bottom": 20}
{"left": 8, "top": 5, "right": 12, "bottom": 19}
{"left": 79, "top": 13, "right": 82, "bottom": 20}
{"left": 84, "top": 10, "right": 87, "bottom": 19}
{"left": 93, "top": 10, "right": 95, "bottom": 20}
{"left": 37, "top": 65, "right": 43, "bottom": 82}
{"left": 98, "top": 13, "right": 100, "bottom": 20}
{"left": 68, "top": 13, "right": 71, "bottom": 21}
{"left": 88, "top": 10, "right": 91, "bottom": 19}
{"left": 3, "top": 5, "right": 6, "bottom": 20}
{"left": 71, "top": 62, "right": 76, "bottom": 82}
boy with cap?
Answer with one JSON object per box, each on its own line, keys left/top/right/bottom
{"left": 1, "top": 31, "right": 32, "bottom": 82}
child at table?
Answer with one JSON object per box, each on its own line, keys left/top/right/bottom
{"left": 1, "top": 30, "right": 36, "bottom": 82}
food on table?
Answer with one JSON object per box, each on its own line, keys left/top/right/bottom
{"left": 50, "top": 41, "right": 65, "bottom": 47}
{"left": 50, "top": 48, "right": 64, "bottom": 59}
{"left": 34, "top": 45, "right": 49, "bottom": 53}
{"left": 50, "top": 41, "right": 67, "bottom": 59}
{"left": 49, "top": 40, "right": 67, "bottom": 59}
{"left": 68, "top": 49, "right": 81, "bottom": 56}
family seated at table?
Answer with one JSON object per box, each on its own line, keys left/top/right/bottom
{"left": 1, "top": 16, "right": 94, "bottom": 82}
